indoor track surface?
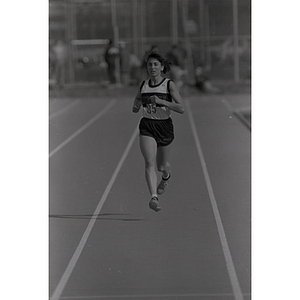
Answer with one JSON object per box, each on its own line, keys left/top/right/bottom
{"left": 49, "top": 86, "right": 250, "bottom": 300}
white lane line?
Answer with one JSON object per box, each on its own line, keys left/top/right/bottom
{"left": 59, "top": 292, "right": 251, "bottom": 299}
{"left": 220, "top": 96, "right": 234, "bottom": 112}
{"left": 185, "top": 98, "right": 244, "bottom": 300}
{"left": 50, "top": 126, "right": 139, "bottom": 300}
{"left": 49, "top": 100, "right": 116, "bottom": 158}
{"left": 221, "top": 97, "right": 251, "bottom": 130}
{"left": 49, "top": 99, "right": 81, "bottom": 120}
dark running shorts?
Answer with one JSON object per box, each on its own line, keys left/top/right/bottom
{"left": 139, "top": 117, "right": 174, "bottom": 147}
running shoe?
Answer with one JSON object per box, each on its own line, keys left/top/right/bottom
{"left": 149, "top": 197, "right": 161, "bottom": 212}
{"left": 157, "top": 172, "right": 171, "bottom": 195}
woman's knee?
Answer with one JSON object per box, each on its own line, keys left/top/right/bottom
{"left": 157, "top": 162, "right": 169, "bottom": 173}
{"left": 157, "top": 164, "right": 164, "bottom": 172}
{"left": 145, "top": 160, "right": 156, "bottom": 170}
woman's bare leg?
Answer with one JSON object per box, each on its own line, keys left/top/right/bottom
{"left": 139, "top": 135, "right": 158, "bottom": 197}
{"left": 156, "top": 144, "right": 172, "bottom": 194}
{"left": 156, "top": 144, "right": 172, "bottom": 178}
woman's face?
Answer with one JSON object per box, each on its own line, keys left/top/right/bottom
{"left": 147, "top": 58, "right": 163, "bottom": 77}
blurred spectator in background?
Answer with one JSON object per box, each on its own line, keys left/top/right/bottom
{"left": 104, "top": 39, "right": 120, "bottom": 86}
{"left": 195, "top": 65, "right": 221, "bottom": 93}
{"left": 52, "top": 39, "right": 67, "bottom": 88}
{"left": 119, "top": 41, "right": 130, "bottom": 86}
{"left": 166, "top": 44, "right": 186, "bottom": 89}
{"left": 128, "top": 53, "right": 141, "bottom": 85}
{"left": 49, "top": 40, "right": 56, "bottom": 86}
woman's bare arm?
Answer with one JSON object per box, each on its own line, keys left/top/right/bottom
{"left": 153, "top": 80, "right": 185, "bottom": 114}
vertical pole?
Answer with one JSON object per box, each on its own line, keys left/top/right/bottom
{"left": 204, "top": 3, "right": 211, "bottom": 70}
{"left": 65, "top": 0, "right": 71, "bottom": 84}
{"left": 111, "top": 0, "right": 119, "bottom": 46}
{"left": 140, "top": 0, "right": 146, "bottom": 56}
{"left": 180, "top": 0, "right": 195, "bottom": 85}
{"left": 199, "top": 0, "right": 205, "bottom": 63}
{"left": 132, "top": 0, "right": 138, "bottom": 56}
{"left": 71, "top": 1, "right": 77, "bottom": 84}
{"left": 111, "top": 0, "right": 121, "bottom": 84}
{"left": 233, "top": 0, "right": 240, "bottom": 82}
{"left": 172, "top": 0, "right": 178, "bottom": 45}
{"left": 66, "top": 0, "right": 75, "bottom": 84}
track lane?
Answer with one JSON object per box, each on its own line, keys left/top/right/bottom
{"left": 50, "top": 100, "right": 116, "bottom": 157}
{"left": 50, "top": 99, "right": 81, "bottom": 121}
{"left": 49, "top": 98, "right": 116, "bottom": 152}
{"left": 49, "top": 96, "right": 140, "bottom": 295}
{"left": 185, "top": 94, "right": 251, "bottom": 297}
{"left": 50, "top": 91, "right": 250, "bottom": 300}
{"left": 58, "top": 100, "right": 235, "bottom": 299}
{"left": 50, "top": 126, "right": 138, "bottom": 300}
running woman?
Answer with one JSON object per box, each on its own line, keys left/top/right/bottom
{"left": 132, "top": 52, "right": 185, "bottom": 212}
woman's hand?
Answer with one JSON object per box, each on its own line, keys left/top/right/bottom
{"left": 149, "top": 85, "right": 185, "bottom": 114}
{"left": 132, "top": 96, "right": 142, "bottom": 113}
{"left": 149, "top": 95, "right": 160, "bottom": 105}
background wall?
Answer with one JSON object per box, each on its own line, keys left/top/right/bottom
{"left": 49, "top": 0, "right": 250, "bottom": 85}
